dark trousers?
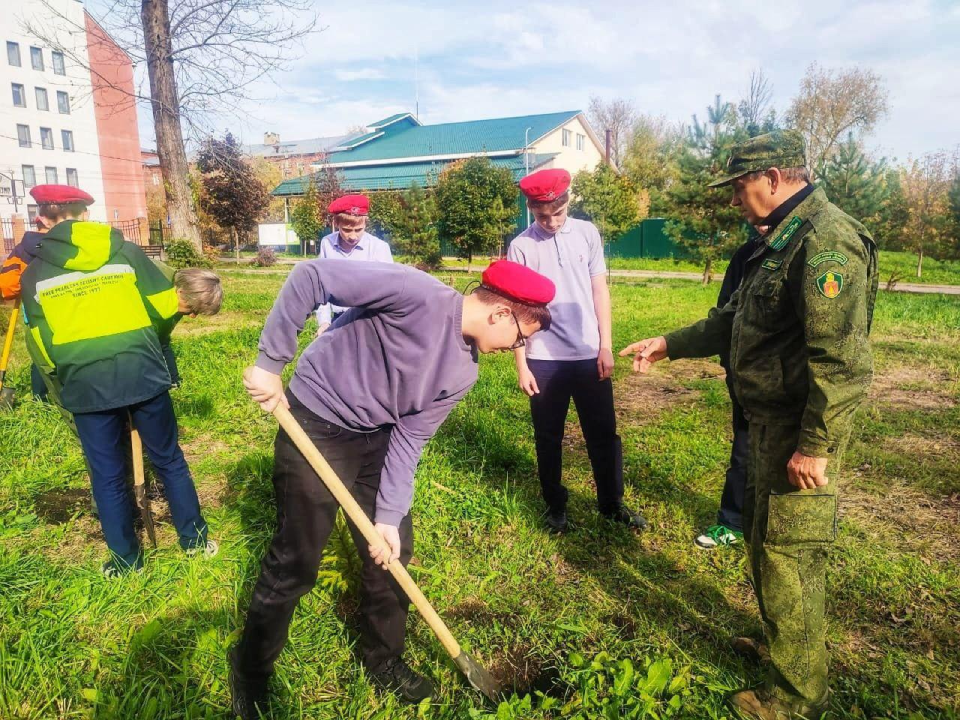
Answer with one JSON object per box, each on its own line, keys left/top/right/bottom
{"left": 527, "top": 358, "right": 623, "bottom": 513}
{"left": 73, "top": 391, "right": 207, "bottom": 567}
{"left": 237, "top": 393, "right": 412, "bottom": 678}
{"left": 716, "top": 375, "right": 749, "bottom": 532}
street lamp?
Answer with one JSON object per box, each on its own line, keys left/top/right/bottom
{"left": 0, "top": 171, "right": 22, "bottom": 215}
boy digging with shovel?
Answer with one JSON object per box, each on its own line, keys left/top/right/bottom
{"left": 234, "top": 259, "right": 554, "bottom": 717}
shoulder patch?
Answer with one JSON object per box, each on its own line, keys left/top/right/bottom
{"left": 761, "top": 259, "right": 782, "bottom": 271}
{"left": 767, "top": 216, "right": 803, "bottom": 251}
{"left": 807, "top": 250, "right": 848, "bottom": 268}
{"left": 816, "top": 270, "right": 843, "bottom": 299}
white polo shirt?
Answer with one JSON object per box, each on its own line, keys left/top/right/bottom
{"left": 315, "top": 231, "right": 393, "bottom": 323}
{"left": 506, "top": 217, "right": 606, "bottom": 361}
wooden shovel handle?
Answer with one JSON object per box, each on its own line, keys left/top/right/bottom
{"left": 130, "top": 426, "right": 145, "bottom": 488}
{"left": 272, "top": 402, "right": 463, "bottom": 659}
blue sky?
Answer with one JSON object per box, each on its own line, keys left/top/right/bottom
{"left": 91, "top": 0, "right": 959, "bottom": 161}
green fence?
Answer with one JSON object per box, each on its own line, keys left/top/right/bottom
{"left": 606, "top": 219, "right": 689, "bottom": 259}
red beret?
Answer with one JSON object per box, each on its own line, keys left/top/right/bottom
{"left": 328, "top": 194, "right": 369, "bottom": 216}
{"left": 481, "top": 259, "right": 555, "bottom": 306}
{"left": 519, "top": 169, "right": 571, "bottom": 202}
{"left": 30, "top": 184, "right": 95, "bottom": 205}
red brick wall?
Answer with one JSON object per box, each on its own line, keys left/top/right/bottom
{"left": 85, "top": 13, "right": 147, "bottom": 221}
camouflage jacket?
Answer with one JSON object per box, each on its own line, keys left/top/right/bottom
{"left": 665, "top": 187, "right": 879, "bottom": 457}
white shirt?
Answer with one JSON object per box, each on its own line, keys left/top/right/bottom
{"left": 507, "top": 217, "right": 606, "bottom": 361}
{"left": 315, "top": 231, "right": 394, "bottom": 324}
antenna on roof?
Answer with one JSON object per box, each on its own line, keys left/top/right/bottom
{"left": 414, "top": 42, "right": 420, "bottom": 121}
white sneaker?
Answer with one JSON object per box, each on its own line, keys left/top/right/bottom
{"left": 186, "top": 539, "right": 219, "bottom": 558}
{"left": 695, "top": 525, "right": 743, "bottom": 549}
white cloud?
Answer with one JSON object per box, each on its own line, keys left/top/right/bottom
{"left": 333, "top": 68, "right": 387, "bottom": 81}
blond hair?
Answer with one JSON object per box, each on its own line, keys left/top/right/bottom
{"left": 175, "top": 268, "right": 223, "bottom": 315}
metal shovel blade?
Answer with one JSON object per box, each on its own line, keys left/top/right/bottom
{"left": 134, "top": 478, "right": 157, "bottom": 548}
{"left": 0, "top": 385, "right": 15, "bottom": 410}
{"left": 453, "top": 650, "right": 501, "bottom": 703}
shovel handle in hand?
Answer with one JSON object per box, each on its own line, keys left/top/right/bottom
{"left": 129, "top": 419, "right": 157, "bottom": 548}
{"left": 270, "top": 401, "right": 501, "bottom": 701}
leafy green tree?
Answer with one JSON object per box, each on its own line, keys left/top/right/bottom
{"left": 900, "top": 151, "right": 955, "bottom": 277}
{"left": 570, "top": 163, "right": 642, "bottom": 245}
{"left": 435, "top": 157, "right": 518, "bottom": 263}
{"left": 289, "top": 179, "right": 323, "bottom": 256}
{"left": 195, "top": 131, "right": 269, "bottom": 260}
{"left": 662, "top": 95, "right": 749, "bottom": 284}
{"left": 370, "top": 183, "right": 441, "bottom": 268}
{"left": 949, "top": 168, "right": 960, "bottom": 258}
{"left": 819, "top": 134, "right": 890, "bottom": 224}
{"left": 870, "top": 169, "right": 910, "bottom": 253}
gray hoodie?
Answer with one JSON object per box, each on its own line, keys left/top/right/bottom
{"left": 256, "top": 260, "right": 479, "bottom": 524}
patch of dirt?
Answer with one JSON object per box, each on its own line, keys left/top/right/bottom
{"left": 839, "top": 471, "right": 960, "bottom": 560}
{"left": 666, "top": 358, "right": 728, "bottom": 382}
{"left": 881, "top": 433, "right": 960, "bottom": 461}
{"left": 33, "top": 487, "right": 91, "bottom": 525}
{"left": 173, "top": 311, "right": 258, "bottom": 336}
{"left": 486, "top": 642, "right": 545, "bottom": 693}
{"left": 448, "top": 597, "right": 521, "bottom": 628}
{"left": 869, "top": 365, "right": 958, "bottom": 410}
{"left": 617, "top": 372, "right": 701, "bottom": 423}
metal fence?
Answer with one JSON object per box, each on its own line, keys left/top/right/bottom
{"left": 1, "top": 218, "right": 14, "bottom": 254}
{"left": 110, "top": 219, "right": 142, "bottom": 245}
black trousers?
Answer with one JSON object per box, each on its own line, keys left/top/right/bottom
{"left": 237, "top": 393, "right": 412, "bottom": 677}
{"left": 716, "top": 374, "right": 749, "bottom": 532}
{"left": 528, "top": 358, "right": 624, "bottom": 513}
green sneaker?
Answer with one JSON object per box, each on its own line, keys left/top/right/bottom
{"left": 695, "top": 524, "right": 743, "bottom": 549}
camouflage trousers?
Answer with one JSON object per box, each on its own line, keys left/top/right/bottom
{"left": 743, "top": 422, "right": 845, "bottom": 706}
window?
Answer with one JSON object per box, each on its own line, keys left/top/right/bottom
{"left": 61, "top": 129, "right": 74, "bottom": 152}
{"left": 35, "top": 87, "right": 49, "bottom": 111}
{"left": 562, "top": 129, "right": 572, "bottom": 147}
{"left": 52, "top": 51, "right": 65, "bottom": 75}
{"left": 22, "top": 165, "right": 36, "bottom": 188}
{"left": 576, "top": 133, "right": 585, "bottom": 151}
{"left": 57, "top": 91, "right": 70, "bottom": 114}
{"left": 152, "top": 173, "right": 160, "bottom": 186}
{"left": 30, "top": 46, "right": 44, "bottom": 71}
{"left": 45, "top": 167, "right": 58, "bottom": 184}
{"left": 7, "top": 41, "right": 20, "bottom": 67}
{"left": 27, "top": 205, "right": 38, "bottom": 223}
{"left": 40, "top": 127, "right": 54, "bottom": 150}
{"left": 12, "top": 83, "right": 26, "bottom": 107}
{"left": 66, "top": 168, "right": 78, "bottom": 187}
{"left": 17, "top": 124, "right": 31, "bottom": 148}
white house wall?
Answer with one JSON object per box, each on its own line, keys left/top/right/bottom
{"left": 529, "top": 115, "right": 604, "bottom": 177}
{"left": 0, "top": 0, "right": 107, "bottom": 221}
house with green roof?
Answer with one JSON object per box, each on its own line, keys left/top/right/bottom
{"left": 271, "top": 110, "right": 608, "bottom": 233}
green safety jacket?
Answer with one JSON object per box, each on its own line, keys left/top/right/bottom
{"left": 20, "top": 220, "right": 179, "bottom": 414}
{"left": 665, "top": 187, "right": 879, "bottom": 458}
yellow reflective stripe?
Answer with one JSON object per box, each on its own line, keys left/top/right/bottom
{"left": 145, "top": 286, "right": 179, "bottom": 319}
{"left": 36, "top": 265, "right": 150, "bottom": 345}
{"left": 63, "top": 222, "right": 112, "bottom": 271}
{"left": 29, "top": 326, "right": 54, "bottom": 368}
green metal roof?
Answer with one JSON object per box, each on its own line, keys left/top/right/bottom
{"left": 368, "top": 113, "right": 420, "bottom": 129}
{"left": 273, "top": 153, "right": 558, "bottom": 196}
{"left": 324, "top": 110, "right": 581, "bottom": 164}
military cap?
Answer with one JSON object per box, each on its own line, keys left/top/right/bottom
{"left": 519, "top": 169, "right": 571, "bottom": 202}
{"left": 481, "top": 259, "right": 555, "bottom": 306}
{"left": 29, "top": 184, "right": 95, "bottom": 205}
{"left": 327, "top": 194, "right": 369, "bottom": 216}
{"left": 708, "top": 130, "right": 807, "bottom": 188}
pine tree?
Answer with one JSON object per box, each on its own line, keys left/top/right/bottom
{"left": 818, "top": 135, "right": 889, "bottom": 224}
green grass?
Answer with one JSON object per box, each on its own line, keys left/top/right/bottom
{"left": 1, "top": 270, "right": 958, "bottom": 719}
{"left": 605, "top": 250, "right": 960, "bottom": 286}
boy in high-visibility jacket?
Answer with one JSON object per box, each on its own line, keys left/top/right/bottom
{"left": 19, "top": 185, "right": 215, "bottom": 577}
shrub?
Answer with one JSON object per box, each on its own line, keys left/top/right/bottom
{"left": 253, "top": 247, "right": 278, "bottom": 267}
{"left": 165, "top": 239, "right": 214, "bottom": 269}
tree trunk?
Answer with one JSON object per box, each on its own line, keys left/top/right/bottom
{"left": 234, "top": 228, "right": 240, "bottom": 262}
{"left": 142, "top": 0, "right": 201, "bottom": 250}
{"left": 916, "top": 247, "right": 923, "bottom": 278}
{"left": 702, "top": 257, "right": 712, "bottom": 286}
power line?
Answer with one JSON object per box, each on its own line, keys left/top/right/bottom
{"left": 0, "top": 132, "right": 147, "bottom": 165}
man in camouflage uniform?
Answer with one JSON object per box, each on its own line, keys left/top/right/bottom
{"left": 620, "top": 130, "right": 879, "bottom": 719}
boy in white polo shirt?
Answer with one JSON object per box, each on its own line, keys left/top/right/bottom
{"left": 315, "top": 194, "right": 393, "bottom": 333}
{"left": 507, "top": 168, "right": 646, "bottom": 534}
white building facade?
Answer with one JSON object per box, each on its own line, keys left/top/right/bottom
{"left": 1, "top": 0, "right": 107, "bottom": 222}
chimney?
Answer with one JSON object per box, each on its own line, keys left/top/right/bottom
{"left": 264, "top": 132, "right": 280, "bottom": 146}
{"left": 605, "top": 129, "right": 612, "bottom": 165}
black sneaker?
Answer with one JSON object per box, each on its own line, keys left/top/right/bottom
{"left": 228, "top": 647, "right": 269, "bottom": 720}
{"left": 544, "top": 507, "right": 569, "bottom": 534}
{"left": 369, "top": 657, "right": 435, "bottom": 703}
{"left": 601, "top": 504, "right": 648, "bottom": 530}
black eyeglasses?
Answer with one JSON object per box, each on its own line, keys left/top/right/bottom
{"left": 509, "top": 311, "right": 526, "bottom": 350}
